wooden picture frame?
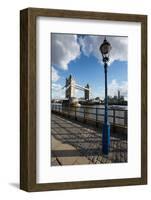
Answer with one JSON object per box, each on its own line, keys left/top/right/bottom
{"left": 20, "top": 7, "right": 147, "bottom": 192}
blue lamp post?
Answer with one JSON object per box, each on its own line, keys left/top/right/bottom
{"left": 99, "top": 37, "right": 112, "bottom": 155}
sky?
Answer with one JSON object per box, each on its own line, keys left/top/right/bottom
{"left": 51, "top": 33, "right": 128, "bottom": 100}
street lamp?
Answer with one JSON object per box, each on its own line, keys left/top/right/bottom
{"left": 99, "top": 37, "right": 112, "bottom": 155}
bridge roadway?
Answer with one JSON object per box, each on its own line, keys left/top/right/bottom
{"left": 51, "top": 113, "right": 127, "bottom": 166}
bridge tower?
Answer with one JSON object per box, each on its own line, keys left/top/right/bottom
{"left": 84, "top": 84, "right": 90, "bottom": 100}
{"left": 65, "top": 75, "right": 76, "bottom": 99}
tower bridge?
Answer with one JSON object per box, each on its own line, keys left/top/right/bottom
{"left": 63, "top": 74, "right": 91, "bottom": 100}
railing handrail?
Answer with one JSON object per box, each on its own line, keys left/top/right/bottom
{"left": 51, "top": 104, "right": 127, "bottom": 127}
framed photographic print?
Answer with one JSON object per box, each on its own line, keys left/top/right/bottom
{"left": 20, "top": 8, "right": 147, "bottom": 191}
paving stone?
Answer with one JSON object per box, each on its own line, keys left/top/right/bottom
{"left": 51, "top": 113, "right": 127, "bottom": 166}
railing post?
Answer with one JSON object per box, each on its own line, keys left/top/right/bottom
{"left": 68, "top": 106, "right": 70, "bottom": 118}
{"left": 75, "top": 106, "right": 77, "bottom": 120}
{"left": 61, "top": 104, "right": 62, "bottom": 115}
{"left": 83, "top": 107, "right": 86, "bottom": 122}
{"left": 113, "top": 109, "right": 115, "bottom": 126}
{"left": 124, "top": 110, "right": 127, "bottom": 127}
{"left": 96, "top": 107, "right": 98, "bottom": 127}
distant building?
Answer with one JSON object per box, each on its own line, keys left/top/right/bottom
{"left": 103, "top": 90, "right": 127, "bottom": 105}
{"left": 118, "top": 90, "right": 120, "bottom": 100}
{"left": 113, "top": 95, "right": 118, "bottom": 100}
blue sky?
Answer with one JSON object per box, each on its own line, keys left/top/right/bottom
{"left": 51, "top": 33, "right": 128, "bottom": 100}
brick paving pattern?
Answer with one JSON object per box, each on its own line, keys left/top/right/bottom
{"left": 51, "top": 113, "right": 127, "bottom": 166}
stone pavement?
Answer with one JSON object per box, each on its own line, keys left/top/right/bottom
{"left": 51, "top": 113, "right": 127, "bottom": 166}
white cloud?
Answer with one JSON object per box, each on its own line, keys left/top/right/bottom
{"left": 108, "top": 79, "right": 128, "bottom": 99}
{"left": 79, "top": 35, "right": 128, "bottom": 64}
{"left": 51, "top": 34, "right": 81, "bottom": 70}
{"left": 52, "top": 66, "right": 60, "bottom": 82}
{"left": 96, "top": 80, "right": 127, "bottom": 100}
{"left": 51, "top": 83, "right": 64, "bottom": 99}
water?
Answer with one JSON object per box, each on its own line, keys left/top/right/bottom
{"left": 82, "top": 104, "right": 127, "bottom": 110}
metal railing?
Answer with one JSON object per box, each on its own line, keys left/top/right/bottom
{"left": 51, "top": 104, "right": 128, "bottom": 128}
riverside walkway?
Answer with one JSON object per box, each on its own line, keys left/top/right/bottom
{"left": 51, "top": 113, "right": 127, "bottom": 166}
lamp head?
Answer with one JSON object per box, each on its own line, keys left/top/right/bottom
{"left": 100, "top": 37, "right": 112, "bottom": 62}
